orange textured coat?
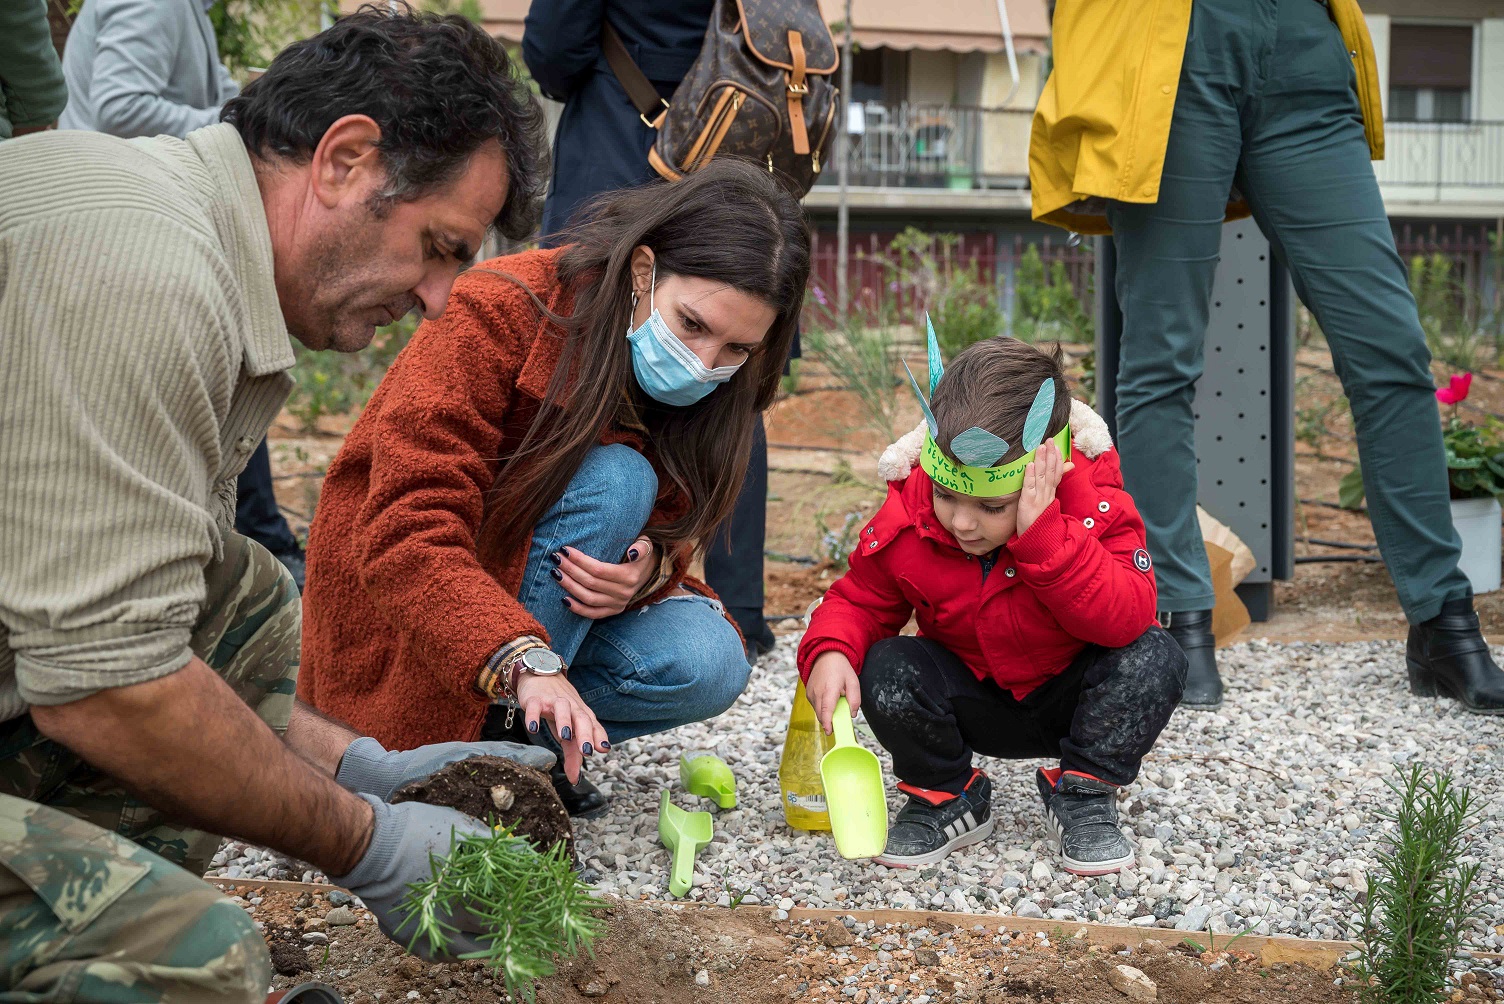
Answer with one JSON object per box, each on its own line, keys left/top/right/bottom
{"left": 298, "top": 248, "right": 694, "bottom": 749}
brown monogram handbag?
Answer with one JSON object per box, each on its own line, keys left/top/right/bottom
{"left": 602, "top": 0, "right": 840, "bottom": 197}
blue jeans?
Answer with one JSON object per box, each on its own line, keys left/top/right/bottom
{"left": 516, "top": 444, "right": 751, "bottom": 747}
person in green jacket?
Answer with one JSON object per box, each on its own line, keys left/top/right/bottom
{"left": 0, "top": 0, "right": 68, "bottom": 140}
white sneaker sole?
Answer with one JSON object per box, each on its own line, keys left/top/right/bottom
{"left": 1044, "top": 809, "right": 1134, "bottom": 876}
{"left": 874, "top": 815, "right": 995, "bottom": 868}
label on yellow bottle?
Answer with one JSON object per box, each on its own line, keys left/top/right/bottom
{"left": 785, "top": 792, "right": 828, "bottom": 812}
{"left": 780, "top": 678, "right": 834, "bottom": 831}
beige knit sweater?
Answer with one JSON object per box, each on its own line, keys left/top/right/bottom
{"left": 0, "top": 123, "right": 293, "bottom": 721}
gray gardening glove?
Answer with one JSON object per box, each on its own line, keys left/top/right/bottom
{"left": 332, "top": 794, "right": 494, "bottom": 960}
{"left": 336, "top": 735, "right": 556, "bottom": 802}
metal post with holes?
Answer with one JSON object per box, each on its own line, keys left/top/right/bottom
{"left": 1095, "top": 217, "right": 1296, "bottom": 620}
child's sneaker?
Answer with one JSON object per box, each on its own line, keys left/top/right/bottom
{"left": 1036, "top": 768, "right": 1134, "bottom": 876}
{"left": 875, "top": 769, "right": 993, "bottom": 867}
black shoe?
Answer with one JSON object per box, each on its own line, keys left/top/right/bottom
{"left": 1407, "top": 598, "right": 1504, "bottom": 714}
{"left": 549, "top": 760, "right": 610, "bottom": 818}
{"left": 272, "top": 546, "right": 306, "bottom": 592}
{"left": 1161, "top": 609, "right": 1221, "bottom": 710}
{"left": 731, "top": 606, "right": 777, "bottom": 661}
{"left": 1036, "top": 768, "right": 1134, "bottom": 876}
{"left": 482, "top": 707, "right": 612, "bottom": 817}
{"left": 874, "top": 769, "right": 993, "bottom": 867}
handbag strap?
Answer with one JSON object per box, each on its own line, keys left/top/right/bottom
{"left": 601, "top": 22, "right": 668, "bottom": 126}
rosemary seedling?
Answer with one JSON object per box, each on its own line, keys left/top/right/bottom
{"left": 1351, "top": 763, "right": 1483, "bottom": 1004}
{"left": 398, "top": 824, "right": 607, "bottom": 1003}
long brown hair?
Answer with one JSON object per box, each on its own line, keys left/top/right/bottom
{"left": 480, "top": 159, "right": 810, "bottom": 565}
{"left": 930, "top": 337, "right": 1072, "bottom": 467}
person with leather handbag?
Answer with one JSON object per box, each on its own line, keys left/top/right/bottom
{"left": 523, "top": 0, "right": 836, "bottom": 673}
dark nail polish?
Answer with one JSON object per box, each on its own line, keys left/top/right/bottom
{"left": 561, "top": 597, "right": 571, "bottom": 607}
{"left": 627, "top": 548, "right": 639, "bottom": 561}
{"left": 561, "top": 726, "right": 573, "bottom": 741}
{"left": 600, "top": 740, "right": 611, "bottom": 750}
{"left": 527, "top": 720, "right": 538, "bottom": 733}
{"left": 551, "top": 551, "right": 563, "bottom": 565}
{"left": 582, "top": 742, "right": 594, "bottom": 756}
{"left": 550, "top": 568, "right": 562, "bottom": 581}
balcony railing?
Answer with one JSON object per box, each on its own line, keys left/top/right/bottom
{"left": 815, "top": 105, "right": 1504, "bottom": 201}
{"left": 1374, "top": 120, "right": 1504, "bottom": 196}
{"left": 814, "top": 101, "right": 1034, "bottom": 190}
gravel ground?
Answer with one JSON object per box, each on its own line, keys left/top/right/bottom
{"left": 209, "top": 635, "right": 1504, "bottom": 953}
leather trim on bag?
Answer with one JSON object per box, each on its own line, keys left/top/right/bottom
{"left": 732, "top": 0, "right": 837, "bottom": 73}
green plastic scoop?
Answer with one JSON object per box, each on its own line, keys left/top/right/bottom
{"left": 657, "top": 790, "right": 713, "bottom": 897}
{"left": 679, "top": 750, "right": 737, "bottom": 808}
{"left": 820, "top": 696, "right": 888, "bottom": 859}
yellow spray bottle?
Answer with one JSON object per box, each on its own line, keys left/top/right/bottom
{"left": 779, "top": 678, "right": 835, "bottom": 830}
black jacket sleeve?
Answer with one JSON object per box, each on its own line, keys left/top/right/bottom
{"left": 522, "top": 0, "right": 607, "bottom": 102}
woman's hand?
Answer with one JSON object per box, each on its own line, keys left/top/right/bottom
{"left": 1015, "top": 439, "right": 1075, "bottom": 538}
{"left": 553, "top": 538, "right": 656, "bottom": 619}
{"left": 806, "top": 652, "right": 861, "bottom": 735}
{"left": 515, "top": 672, "right": 610, "bottom": 784}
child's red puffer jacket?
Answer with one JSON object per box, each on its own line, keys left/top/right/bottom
{"left": 797, "top": 405, "right": 1159, "bottom": 699}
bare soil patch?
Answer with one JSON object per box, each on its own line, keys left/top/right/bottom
{"left": 241, "top": 884, "right": 1441, "bottom": 1004}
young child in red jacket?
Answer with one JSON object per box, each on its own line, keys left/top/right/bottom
{"left": 798, "top": 333, "right": 1187, "bottom": 874}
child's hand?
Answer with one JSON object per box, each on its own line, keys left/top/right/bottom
{"left": 805, "top": 652, "right": 861, "bottom": 735}
{"left": 1016, "top": 438, "right": 1074, "bottom": 538}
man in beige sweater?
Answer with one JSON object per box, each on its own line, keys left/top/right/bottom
{"left": 0, "top": 8, "right": 552, "bottom": 1000}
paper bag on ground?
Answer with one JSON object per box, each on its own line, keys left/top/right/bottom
{"left": 1206, "top": 541, "right": 1251, "bottom": 646}
{"left": 1198, "top": 506, "right": 1256, "bottom": 586}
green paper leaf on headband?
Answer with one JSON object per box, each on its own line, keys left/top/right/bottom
{"left": 925, "top": 313, "right": 944, "bottom": 396}
{"left": 1021, "top": 378, "right": 1056, "bottom": 452}
{"left": 903, "top": 360, "right": 939, "bottom": 436}
{"left": 951, "top": 426, "right": 1009, "bottom": 467}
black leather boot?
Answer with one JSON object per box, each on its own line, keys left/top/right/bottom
{"left": 1161, "top": 609, "right": 1222, "bottom": 710}
{"left": 548, "top": 760, "right": 610, "bottom": 819}
{"left": 483, "top": 708, "right": 611, "bottom": 817}
{"left": 1407, "top": 598, "right": 1504, "bottom": 714}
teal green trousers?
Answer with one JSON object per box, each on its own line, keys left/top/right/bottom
{"left": 1107, "top": 0, "right": 1470, "bottom": 623}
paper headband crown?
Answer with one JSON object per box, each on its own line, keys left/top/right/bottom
{"left": 904, "top": 316, "right": 1071, "bottom": 498}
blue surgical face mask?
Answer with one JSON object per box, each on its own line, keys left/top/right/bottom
{"left": 627, "top": 265, "right": 743, "bottom": 407}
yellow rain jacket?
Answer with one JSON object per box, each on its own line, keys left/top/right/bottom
{"left": 1029, "top": 0, "right": 1385, "bottom": 235}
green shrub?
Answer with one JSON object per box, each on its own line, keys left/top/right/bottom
{"left": 1351, "top": 764, "right": 1483, "bottom": 1004}
{"left": 285, "top": 313, "right": 418, "bottom": 432}
{"left": 931, "top": 263, "right": 1005, "bottom": 359}
{"left": 1409, "top": 253, "right": 1494, "bottom": 373}
{"left": 1013, "top": 245, "right": 1093, "bottom": 344}
{"left": 398, "top": 824, "right": 606, "bottom": 1004}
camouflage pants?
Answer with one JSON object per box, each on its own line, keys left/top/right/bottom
{"left": 0, "top": 533, "right": 298, "bottom": 1002}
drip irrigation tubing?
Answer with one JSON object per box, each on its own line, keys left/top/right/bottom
{"left": 1294, "top": 554, "right": 1384, "bottom": 564}
{"left": 1296, "top": 536, "right": 1378, "bottom": 551}
{"left": 768, "top": 442, "right": 863, "bottom": 454}
{"left": 1300, "top": 497, "right": 1367, "bottom": 514}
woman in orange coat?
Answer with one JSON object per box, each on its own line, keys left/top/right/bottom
{"left": 299, "top": 160, "right": 810, "bottom": 815}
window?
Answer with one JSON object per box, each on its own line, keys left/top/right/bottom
{"left": 1388, "top": 23, "right": 1474, "bottom": 123}
{"left": 850, "top": 47, "right": 908, "bottom": 106}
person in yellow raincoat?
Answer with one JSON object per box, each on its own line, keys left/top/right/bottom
{"left": 1030, "top": 0, "right": 1504, "bottom": 716}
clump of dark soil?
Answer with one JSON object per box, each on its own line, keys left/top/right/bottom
{"left": 390, "top": 754, "right": 573, "bottom": 860}
{"left": 267, "top": 939, "right": 312, "bottom": 977}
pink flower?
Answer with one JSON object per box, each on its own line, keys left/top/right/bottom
{"left": 1436, "top": 372, "right": 1473, "bottom": 405}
